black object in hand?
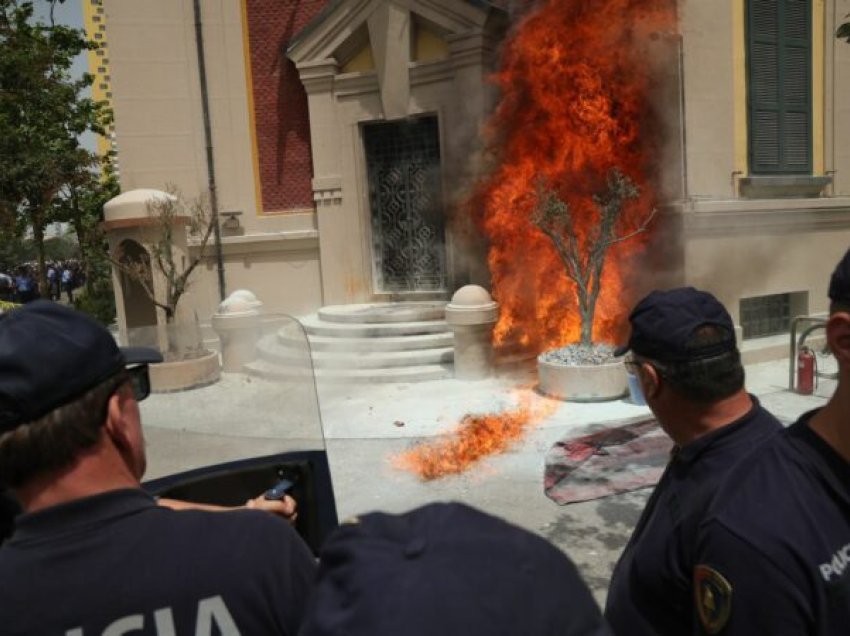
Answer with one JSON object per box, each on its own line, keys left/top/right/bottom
{"left": 264, "top": 479, "right": 295, "bottom": 501}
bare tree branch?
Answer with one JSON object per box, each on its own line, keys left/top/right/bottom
{"left": 108, "top": 185, "right": 216, "bottom": 327}
{"left": 108, "top": 256, "right": 171, "bottom": 316}
{"left": 602, "top": 207, "right": 656, "bottom": 248}
{"left": 530, "top": 168, "right": 653, "bottom": 346}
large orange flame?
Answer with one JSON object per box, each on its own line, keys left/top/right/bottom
{"left": 473, "top": 0, "right": 678, "bottom": 355}
{"left": 392, "top": 393, "right": 556, "bottom": 480}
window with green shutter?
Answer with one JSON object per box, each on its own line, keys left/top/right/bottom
{"left": 746, "top": 0, "right": 812, "bottom": 174}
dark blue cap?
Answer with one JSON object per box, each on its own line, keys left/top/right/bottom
{"left": 299, "top": 502, "right": 612, "bottom": 636}
{"left": 0, "top": 301, "right": 161, "bottom": 433}
{"left": 614, "top": 287, "right": 736, "bottom": 363}
{"left": 828, "top": 248, "right": 850, "bottom": 304}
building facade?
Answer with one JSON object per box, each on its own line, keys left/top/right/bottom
{"left": 671, "top": 0, "right": 850, "bottom": 354}
{"left": 93, "top": 0, "right": 850, "bottom": 356}
{"left": 81, "top": 0, "right": 116, "bottom": 160}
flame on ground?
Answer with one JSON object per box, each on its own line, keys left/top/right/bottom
{"left": 472, "top": 0, "right": 678, "bottom": 355}
{"left": 392, "top": 394, "right": 557, "bottom": 481}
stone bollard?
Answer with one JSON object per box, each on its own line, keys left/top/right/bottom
{"left": 211, "top": 289, "right": 263, "bottom": 372}
{"left": 445, "top": 285, "right": 499, "bottom": 380}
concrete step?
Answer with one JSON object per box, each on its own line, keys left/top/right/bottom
{"left": 275, "top": 331, "right": 454, "bottom": 352}
{"left": 244, "top": 358, "right": 453, "bottom": 384}
{"left": 318, "top": 302, "right": 446, "bottom": 324}
{"left": 258, "top": 335, "right": 453, "bottom": 369}
{"left": 248, "top": 305, "right": 456, "bottom": 383}
{"left": 299, "top": 314, "right": 449, "bottom": 338}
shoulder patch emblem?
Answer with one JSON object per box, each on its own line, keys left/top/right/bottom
{"left": 694, "top": 564, "right": 732, "bottom": 634}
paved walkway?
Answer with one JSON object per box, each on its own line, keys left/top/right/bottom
{"left": 139, "top": 354, "right": 835, "bottom": 603}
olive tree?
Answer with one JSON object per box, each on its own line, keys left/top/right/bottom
{"left": 531, "top": 169, "right": 655, "bottom": 347}
{"left": 110, "top": 187, "right": 215, "bottom": 325}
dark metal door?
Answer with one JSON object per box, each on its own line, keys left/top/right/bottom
{"left": 364, "top": 117, "right": 446, "bottom": 293}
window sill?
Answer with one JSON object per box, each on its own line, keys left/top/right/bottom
{"left": 739, "top": 175, "right": 831, "bottom": 199}
{"left": 672, "top": 196, "right": 850, "bottom": 238}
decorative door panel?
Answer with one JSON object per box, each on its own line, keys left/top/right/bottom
{"left": 364, "top": 117, "right": 446, "bottom": 293}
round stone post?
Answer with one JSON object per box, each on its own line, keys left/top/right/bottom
{"left": 211, "top": 290, "right": 263, "bottom": 372}
{"left": 445, "top": 285, "right": 499, "bottom": 380}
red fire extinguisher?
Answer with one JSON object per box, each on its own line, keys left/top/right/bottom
{"left": 797, "top": 346, "right": 816, "bottom": 395}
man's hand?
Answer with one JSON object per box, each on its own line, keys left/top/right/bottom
{"left": 246, "top": 494, "right": 298, "bottom": 524}
{"left": 157, "top": 494, "right": 299, "bottom": 524}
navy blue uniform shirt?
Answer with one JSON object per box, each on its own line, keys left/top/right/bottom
{"left": 693, "top": 410, "right": 850, "bottom": 635}
{"left": 0, "top": 488, "right": 317, "bottom": 635}
{"left": 604, "top": 397, "right": 781, "bottom": 635}
{"left": 0, "top": 487, "right": 18, "bottom": 544}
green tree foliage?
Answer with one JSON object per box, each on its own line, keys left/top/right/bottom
{"left": 54, "top": 166, "right": 120, "bottom": 325}
{"left": 0, "top": 0, "right": 110, "bottom": 295}
{"left": 0, "top": 229, "right": 79, "bottom": 269}
{"left": 0, "top": 229, "right": 35, "bottom": 268}
{"left": 52, "top": 164, "right": 118, "bottom": 276}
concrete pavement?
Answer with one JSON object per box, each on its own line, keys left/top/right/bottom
{"left": 139, "top": 354, "right": 835, "bottom": 604}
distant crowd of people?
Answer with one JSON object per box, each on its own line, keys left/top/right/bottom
{"left": 0, "top": 260, "right": 84, "bottom": 304}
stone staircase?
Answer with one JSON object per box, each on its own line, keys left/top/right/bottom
{"left": 244, "top": 302, "right": 454, "bottom": 383}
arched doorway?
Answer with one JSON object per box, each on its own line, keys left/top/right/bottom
{"left": 118, "top": 239, "right": 157, "bottom": 329}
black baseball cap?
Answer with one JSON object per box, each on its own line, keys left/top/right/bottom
{"left": 828, "top": 248, "right": 850, "bottom": 304}
{"left": 299, "top": 502, "right": 612, "bottom": 636}
{"left": 0, "top": 301, "right": 162, "bottom": 433}
{"left": 614, "top": 287, "right": 736, "bottom": 363}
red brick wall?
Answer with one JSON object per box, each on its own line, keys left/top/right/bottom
{"left": 244, "top": 0, "right": 331, "bottom": 213}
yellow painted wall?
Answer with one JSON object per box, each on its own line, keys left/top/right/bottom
{"left": 338, "top": 19, "right": 448, "bottom": 73}
{"left": 81, "top": 0, "right": 113, "bottom": 158}
{"left": 240, "top": 0, "right": 265, "bottom": 217}
{"left": 413, "top": 22, "right": 449, "bottom": 63}
{"left": 732, "top": 0, "right": 747, "bottom": 177}
{"left": 341, "top": 44, "right": 376, "bottom": 73}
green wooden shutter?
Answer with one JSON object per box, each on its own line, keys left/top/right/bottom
{"left": 747, "top": 0, "right": 811, "bottom": 174}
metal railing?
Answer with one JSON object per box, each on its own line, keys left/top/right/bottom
{"left": 788, "top": 315, "right": 837, "bottom": 391}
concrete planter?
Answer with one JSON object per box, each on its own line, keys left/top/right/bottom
{"left": 149, "top": 350, "right": 220, "bottom": 393}
{"left": 537, "top": 356, "right": 628, "bottom": 402}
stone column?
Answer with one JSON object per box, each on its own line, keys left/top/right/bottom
{"left": 296, "top": 58, "right": 371, "bottom": 305}
{"left": 367, "top": 2, "right": 410, "bottom": 119}
{"left": 211, "top": 289, "right": 263, "bottom": 372}
{"left": 445, "top": 285, "right": 498, "bottom": 380}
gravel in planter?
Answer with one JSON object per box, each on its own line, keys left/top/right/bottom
{"left": 540, "top": 343, "right": 619, "bottom": 366}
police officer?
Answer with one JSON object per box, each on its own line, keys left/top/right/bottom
{"left": 603, "top": 287, "right": 782, "bottom": 635}
{"left": 692, "top": 252, "right": 850, "bottom": 635}
{"left": 299, "top": 502, "right": 613, "bottom": 636}
{"left": 0, "top": 302, "right": 316, "bottom": 635}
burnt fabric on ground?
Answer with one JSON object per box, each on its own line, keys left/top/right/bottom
{"left": 544, "top": 418, "right": 673, "bottom": 505}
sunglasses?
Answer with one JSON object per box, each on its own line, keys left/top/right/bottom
{"left": 624, "top": 356, "right": 668, "bottom": 380}
{"left": 126, "top": 365, "right": 151, "bottom": 402}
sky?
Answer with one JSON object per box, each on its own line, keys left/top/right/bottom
{"left": 32, "top": 0, "right": 97, "bottom": 153}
